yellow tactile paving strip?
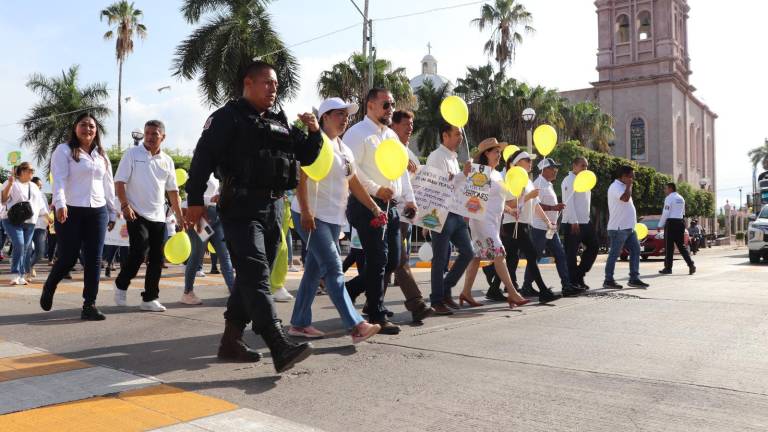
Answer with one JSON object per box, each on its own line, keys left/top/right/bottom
{"left": 0, "top": 385, "right": 237, "bottom": 432}
{"left": 0, "top": 353, "right": 91, "bottom": 382}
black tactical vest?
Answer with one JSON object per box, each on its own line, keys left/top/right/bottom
{"left": 219, "top": 100, "right": 300, "bottom": 192}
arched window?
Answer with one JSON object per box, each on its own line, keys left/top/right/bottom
{"left": 637, "top": 11, "right": 652, "bottom": 40}
{"left": 630, "top": 117, "right": 646, "bottom": 161}
{"left": 689, "top": 124, "right": 696, "bottom": 167}
{"left": 616, "top": 14, "right": 630, "bottom": 43}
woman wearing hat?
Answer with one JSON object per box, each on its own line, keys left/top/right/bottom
{"left": 456, "top": 138, "right": 531, "bottom": 309}
{"left": 288, "top": 97, "right": 382, "bottom": 344}
{"left": 502, "top": 150, "right": 561, "bottom": 304}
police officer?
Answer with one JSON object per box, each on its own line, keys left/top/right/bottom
{"left": 658, "top": 182, "right": 696, "bottom": 275}
{"left": 186, "top": 61, "right": 321, "bottom": 373}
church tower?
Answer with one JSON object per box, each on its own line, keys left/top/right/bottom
{"left": 595, "top": 0, "right": 692, "bottom": 88}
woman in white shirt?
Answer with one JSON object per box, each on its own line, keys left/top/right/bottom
{"left": 39, "top": 113, "right": 118, "bottom": 321}
{"left": 454, "top": 139, "right": 531, "bottom": 309}
{"left": 288, "top": 98, "right": 382, "bottom": 344}
{"left": 1, "top": 162, "right": 45, "bottom": 285}
{"left": 25, "top": 176, "right": 53, "bottom": 279}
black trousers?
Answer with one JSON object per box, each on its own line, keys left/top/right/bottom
{"left": 221, "top": 199, "right": 281, "bottom": 333}
{"left": 345, "top": 197, "right": 400, "bottom": 322}
{"left": 664, "top": 219, "right": 694, "bottom": 270}
{"left": 501, "top": 223, "right": 547, "bottom": 290}
{"left": 115, "top": 216, "right": 167, "bottom": 302}
{"left": 563, "top": 222, "right": 599, "bottom": 284}
{"left": 44, "top": 206, "right": 108, "bottom": 305}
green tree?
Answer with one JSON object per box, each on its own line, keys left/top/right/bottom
{"left": 173, "top": 0, "right": 299, "bottom": 107}
{"left": 412, "top": 79, "right": 451, "bottom": 155}
{"left": 561, "top": 102, "right": 614, "bottom": 152}
{"left": 471, "top": 0, "right": 535, "bottom": 76}
{"left": 748, "top": 138, "right": 768, "bottom": 171}
{"left": 101, "top": 1, "right": 147, "bottom": 152}
{"left": 317, "top": 53, "right": 413, "bottom": 122}
{"left": 20, "top": 65, "right": 111, "bottom": 167}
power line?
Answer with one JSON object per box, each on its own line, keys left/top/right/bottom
{"left": 373, "top": 0, "right": 486, "bottom": 23}
{"left": 0, "top": 106, "right": 104, "bottom": 129}
{"left": 255, "top": 22, "right": 362, "bottom": 60}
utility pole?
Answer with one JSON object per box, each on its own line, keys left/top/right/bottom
{"left": 351, "top": 0, "right": 372, "bottom": 117}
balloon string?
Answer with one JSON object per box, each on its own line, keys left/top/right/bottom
{"left": 461, "top": 127, "right": 471, "bottom": 162}
{"left": 381, "top": 201, "right": 390, "bottom": 241}
{"left": 305, "top": 182, "right": 319, "bottom": 250}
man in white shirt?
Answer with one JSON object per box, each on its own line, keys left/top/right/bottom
{"left": 114, "top": 120, "right": 185, "bottom": 311}
{"left": 604, "top": 166, "right": 649, "bottom": 289}
{"left": 529, "top": 158, "right": 583, "bottom": 296}
{"left": 343, "top": 88, "right": 417, "bottom": 335}
{"left": 658, "top": 182, "right": 695, "bottom": 275}
{"left": 425, "top": 122, "right": 475, "bottom": 315}
{"left": 561, "top": 157, "right": 599, "bottom": 289}
{"left": 388, "top": 110, "right": 433, "bottom": 323}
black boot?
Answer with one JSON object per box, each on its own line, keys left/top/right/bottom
{"left": 485, "top": 279, "right": 507, "bottom": 302}
{"left": 261, "top": 321, "right": 313, "bottom": 373}
{"left": 218, "top": 321, "right": 262, "bottom": 363}
{"left": 81, "top": 304, "right": 106, "bottom": 321}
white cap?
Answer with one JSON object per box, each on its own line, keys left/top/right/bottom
{"left": 537, "top": 157, "right": 561, "bottom": 171}
{"left": 317, "top": 97, "right": 359, "bottom": 119}
{"left": 511, "top": 151, "right": 536, "bottom": 166}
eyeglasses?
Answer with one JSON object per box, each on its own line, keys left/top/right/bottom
{"left": 382, "top": 101, "right": 395, "bottom": 110}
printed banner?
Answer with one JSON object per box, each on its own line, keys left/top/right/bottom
{"left": 104, "top": 218, "right": 130, "bottom": 247}
{"left": 449, "top": 163, "right": 492, "bottom": 221}
{"left": 402, "top": 166, "right": 454, "bottom": 233}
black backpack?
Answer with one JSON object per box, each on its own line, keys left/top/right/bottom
{"left": 8, "top": 184, "right": 33, "bottom": 226}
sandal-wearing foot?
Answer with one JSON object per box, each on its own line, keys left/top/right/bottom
{"left": 458, "top": 293, "right": 482, "bottom": 308}
{"left": 351, "top": 322, "right": 381, "bottom": 344}
{"left": 287, "top": 326, "right": 325, "bottom": 338}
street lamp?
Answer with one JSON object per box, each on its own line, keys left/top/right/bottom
{"left": 131, "top": 129, "right": 144, "bottom": 146}
{"left": 698, "top": 178, "right": 709, "bottom": 190}
{"left": 522, "top": 108, "right": 536, "bottom": 154}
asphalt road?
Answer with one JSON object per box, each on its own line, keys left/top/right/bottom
{"left": 1, "top": 245, "right": 766, "bottom": 431}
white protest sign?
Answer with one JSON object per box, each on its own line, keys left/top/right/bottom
{"left": 450, "top": 163, "right": 492, "bottom": 221}
{"left": 104, "top": 218, "right": 130, "bottom": 247}
{"left": 402, "top": 166, "right": 454, "bottom": 233}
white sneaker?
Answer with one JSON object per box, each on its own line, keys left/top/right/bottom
{"left": 273, "top": 287, "right": 294, "bottom": 302}
{"left": 9, "top": 276, "right": 20, "bottom": 285}
{"left": 288, "top": 266, "right": 300, "bottom": 273}
{"left": 114, "top": 289, "right": 128, "bottom": 306}
{"left": 140, "top": 300, "right": 167, "bottom": 312}
{"left": 24, "top": 273, "right": 33, "bottom": 282}
{"left": 18, "top": 277, "right": 28, "bottom": 285}
{"left": 180, "top": 292, "right": 203, "bottom": 305}
{"left": 196, "top": 270, "right": 206, "bottom": 277}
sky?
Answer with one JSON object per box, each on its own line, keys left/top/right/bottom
{"left": 0, "top": 0, "right": 764, "bottom": 209}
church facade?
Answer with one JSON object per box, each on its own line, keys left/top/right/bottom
{"left": 561, "top": 0, "right": 716, "bottom": 195}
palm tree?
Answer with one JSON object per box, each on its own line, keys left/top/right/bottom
{"left": 173, "top": 0, "right": 299, "bottom": 107}
{"left": 561, "top": 102, "right": 614, "bottom": 152}
{"left": 748, "top": 139, "right": 768, "bottom": 171}
{"left": 317, "top": 53, "right": 413, "bottom": 122}
{"left": 412, "top": 79, "right": 451, "bottom": 155}
{"left": 20, "top": 65, "right": 111, "bottom": 166}
{"left": 101, "top": 1, "right": 146, "bottom": 152}
{"left": 471, "top": 0, "right": 534, "bottom": 76}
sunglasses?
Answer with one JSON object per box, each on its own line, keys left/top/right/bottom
{"left": 382, "top": 101, "right": 395, "bottom": 110}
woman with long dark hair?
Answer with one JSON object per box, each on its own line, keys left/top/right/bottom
{"left": 40, "top": 112, "right": 117, "bottom": 320}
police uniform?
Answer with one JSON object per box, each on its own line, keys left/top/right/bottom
{"left": 187, "top": 97, "right": 321, "bottom": 373}
{"left": 659, "top": 191, "right": 694, "bottom": 272}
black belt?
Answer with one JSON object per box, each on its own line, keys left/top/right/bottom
{"left": 234, "top": 188, "right": 284, "bottom": 200}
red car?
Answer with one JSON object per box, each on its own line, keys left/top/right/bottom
{"left": 621, "top": 215, "right": 690, "bottom": 260}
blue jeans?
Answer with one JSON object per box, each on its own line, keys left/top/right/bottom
{"left": 290, "top": 211, "right": 363, "bottom": 329}
{"left": 26, "top": 228, "right": 48, "bottom": 270}
{"left": 528, "top": 227, "right": 571, "bottom": 287}
{"left": 286, "top": 229, "right": 294, "bottom": 265}
{"left": 185, "top": 206, "right": 235, "bottom": 293}
{"left": 605, "top": 229, "right": 641, "bottom": 282}
{"left": 429, "top": 213, "right": 473, "bottom": 304}
{"left": 2, "top": 220, "right": 35, "bottom": 276}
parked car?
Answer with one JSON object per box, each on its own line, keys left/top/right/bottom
{"left": 747, "top": 205, "right": 768, "bottom": 264}
{"left": 620, "top": 215, "right": 690, "bottom": 260}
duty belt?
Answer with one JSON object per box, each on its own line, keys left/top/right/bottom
{"left": 234, "top": 187, "right": 284, "bottom": 200}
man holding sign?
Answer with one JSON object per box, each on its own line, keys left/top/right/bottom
{"left": 561, "top": 157, "right": 599, "bottom": 290}
{"left": 425, "top": 122, "right": 474, "bottom": 315}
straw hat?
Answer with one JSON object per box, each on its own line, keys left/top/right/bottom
{"left": 473, "top": 137, "right": 507, "bottom": 163}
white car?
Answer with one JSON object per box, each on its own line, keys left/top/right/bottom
{"left": 747, "top": 205, "right": 768, "bottom": 264}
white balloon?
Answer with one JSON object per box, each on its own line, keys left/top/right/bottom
{"left": 418, "top": 242, "right": 433, "bottom": 262}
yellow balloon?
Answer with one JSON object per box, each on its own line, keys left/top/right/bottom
{"left": 502, "top": 145, "right": 521, "bottom": 164}
{"left": 48, "top": 173, "right": 53, "bottom": 184}
{"left": 375, "top": 138, "right": 409, "bottom": 180}
{"left": 440, "top": 96, "right": 469, "bottom": 128}
{"left": 533, "top": 125, "right": 557, "bottom": 156}
{"left": 635, "top": 223, "right": 649, "bottom": 241}
{"left": 208, "top": 242, "right": 216, "bottom": 254}
{"left": 175, "top": 168, "right": 189, "bottom": 187}
{"left": 573, "top": 170, "right": 597, "bottom": 193}
{"left": 164, "top": 232, "right": 192, "bottom": 264}
{"left": 504, "top": 166, "right": 529, "bottom": 196}
{"left": 301, "top": 134, "right": 334, "bottom": 181}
